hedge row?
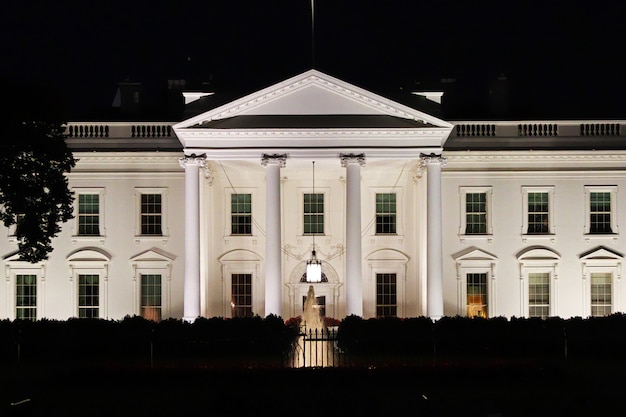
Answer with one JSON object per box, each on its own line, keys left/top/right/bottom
{"left": 2, "top": 313, "right": 626, "bottom": 368}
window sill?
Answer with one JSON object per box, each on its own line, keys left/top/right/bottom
{"left": 460, "top": 234, "right": 493, "bottom": 244}
{"left": 134, "top": 236, "right": 168, "bottom": 245}
{"left": 584, "top": 233, "right": 618, "bottom": 243}
{"left": 522, "top": 234, "right": 555, "bottom": 244}
{"left": 71, "top": 236, "right": 106, "bottom": 245}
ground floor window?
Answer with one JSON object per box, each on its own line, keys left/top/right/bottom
{"left": 231, "top": 273, "right": 253, "bottom": 317}
{"left": 141, "top": 274, "right": 162, "bottom": 321}
{"left": 467, "top": 273, "right": 488, "bottom": 318}
{"left": 528, "top": 272, "right": 550, "bottom": 319}
{"left": 78, "top": 274, "right": 100, "bottom": 318}
{"left": 16, "top": 274, "right": 37, "bottom": 321}
{"left": 376, "top": 273, "right": 397, "bottom": 318}
{"left": 591, "top": 272, "right": 612, "bottom": 317}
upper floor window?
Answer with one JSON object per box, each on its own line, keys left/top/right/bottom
{"left": 134, "top": 188, "right": 168, "bottom": 242}
{"left": 584, "top": 186, "right": 617, "bottom": 237}
{"left": 78, "top": 194, "right": 100, "bottom": 236}
{"left": 522, "top": 186, "right": 555, "bottom": 241}
{"left": 231, "top": 193, "right": 252, "bottom": 235}
{"left": 375, "top": 193, "right": 396, "bottom": 234}
{"left": 304, "top": 193, "right": 324, "bottom": 235}
{"left": 459, "top": 187, "right": 493, "bottom": 241}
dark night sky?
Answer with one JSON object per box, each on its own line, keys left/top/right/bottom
{"left": 2, "top": 0, "right": 626, "bottom": 120}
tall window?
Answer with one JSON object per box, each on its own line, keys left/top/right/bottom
{"left": 78, "top": 194, "right": 100, "bottom": 236}
{"left": 376, "top": 193, "right": 396, "bottom": 234}
{"left": 465, "top": 193, "right": 487, "bottom": 234}
{"left": 304, "top": 193, "right": 324, "bottom": 234}
{"left": 141, "top": 274, "right": 162, "bottom": 322}
{"left": 589, "top": 192, "right": 612, "bottom": 234}
{"left": 78, "top": 274, "right": 99, "bottom": 318}
{"left": 231, "top": 194, "right": 252, "bottom": 235}
{"left": 467, "top": 273, "right": 488, "bottom": 318}
{"left": 16, "top": 274, "right": 37, "bottom": 321}
{"left": 376, "top": 273, "right": 397, "bottom": 318}
{"left": 590, "top": 272, "right": 612, "bottom": 317}
{"left": 231, "top": 273, "right": 252, "bottom": 317}
{"left": 527, "top": 192, "right": 549, "bottom": 234}
{"left": 528, "top": 272, "right": 550, "bottom": 319}
{"left": 141, "top": 194, "right": 162, "bottom": 235}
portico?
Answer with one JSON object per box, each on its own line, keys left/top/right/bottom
{"left": 173, "top": 70, "right": 453, "bottom": 320}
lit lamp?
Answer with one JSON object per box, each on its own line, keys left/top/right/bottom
{"left": 306, "top": 161, "right": 322, "bottom": 283}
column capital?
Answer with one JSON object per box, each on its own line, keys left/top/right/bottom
{"left": 261, "top": 153, "right": 287, "bottom": 167}
{"left": 420, "top": 152, "right": 447, "bottom": 168}
{"left": 179, "top": 153, "right": 206, "bottom": 168}
{"left": 340, "top": 153, "right": 366, "bottom": 167}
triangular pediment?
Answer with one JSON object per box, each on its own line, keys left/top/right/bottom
{"left": 173, "top": 70, "right": 453, "bottom": 159}
{"left": 580, "top": 246, "right": 623, "bottom": 261}
{"left": 453, "top": 247, "right": 497, "bottom": 262}
{"left": 129, "top": 248, "right": 176, "bottom": 264}
{"left": 176, "top": 70, "right": 451, "bottom": 128}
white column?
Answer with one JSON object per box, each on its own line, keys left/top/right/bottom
{"left": 421, "top": 153, "right": 446, "bottom": 319}
{"left": 262, "top": 154, "right": 286, "bottom": 317}
{"left": 180, "top": 154, "right": 205, "bottom": 322}
{"left": 341, "top": 154, "right": 365, "bottom": 317}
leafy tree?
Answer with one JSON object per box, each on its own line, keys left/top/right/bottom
{"left": 0, "top": 81, "right": 76, "bottom": 262}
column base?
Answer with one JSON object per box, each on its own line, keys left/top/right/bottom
{"left": 183, "top": 315, "right": 198, "bottom": 323}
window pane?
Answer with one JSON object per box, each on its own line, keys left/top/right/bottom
{"left": 141, "top": 274, "right": 162, "bottom": 321}
{"left": 303, "top": 193, "right": 324, "bottom": 235}
{"left": 528, "top": 272, "right": 550, "bottom": 319}
{"left": 376, "top": 273, "right": 397, "bottom": 318}
{"left": 591, "top": 272, "right": 612, "bottom": 317}
{"left": 231, "top": 194, "right": 252, "bottom": 235}
{"left": 467, "top": 273, "right": 488, "bottom": 318}
{"left": 78, "top": 194, "right": 100, "bottom": 236}
{"left": 141, "top": 194, "right": 162, "bottom": 235}
{"left": 376, "top": 193, "right": 396, "bottom": 235}
{"left": 527, "top": 192, "right": 549, "bottom": 234}
{"left": 78, "top": 274, "right": 99, "bottom": 318}
{"left": 16, "top": 274, "right": 37, "bottom": 321}
{"left": 231, "top": 273, "right": 253, "bottom": 318}
{"left": 465, "top": 193, "right": 487, "bottom": 234}
{"left": 589, "top": 192, "right": 612, "bottom": 234}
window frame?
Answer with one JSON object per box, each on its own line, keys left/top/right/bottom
{"left": 365, "top": 249, "right": 408, "bottom": 318}
{"left": 140, "top": 273, "right": 163, "bottom": 322}
{"left": 375, "top": 272, "right": 398, "bottom": 318}
{"left": 224, "top": 188, "right": 257, "bottom": 238}
{"left": 129, "top": 249, "right": 174, "bottom": 321}
{"left": 230, "top": 193, "right": 253, "bottom": 236}
{"left": 580, "top": 247, "right": 622, "bottom": 317}
{"left": 72, "top": 188, "right": 106, "bottom": 244}
{"left": 518, "top": 247, "right": 560, "bottom": 318}
{"left": 77, "top": 273, "right": 101, "bottom": 319}
{"left": 67, "top": 249, "right": 110, "bottom": 319}
{"left": 583, "top": 185, "right": 618, "bottom": 240}
{"left": 3, "top": 253, "right": 46, "bottom": 321}
{"left": 459, "top": 186, "right": 493, "bottom": 243}
{"left": 231, "top": 273, "right": 253, "bottom": 318}
{"left": 134, "top": 187, "right": 169, "bottom": 244}
{"left": 368, "top": 187, "right": 403, "bottom": 238}
{"left": 521, "top": 186, "right": 555, "bottom": 242}
{"left": 303, "top": 192, "right": 325, "bottom": 236}
{"left": 453, "top": 247, "right": 497, "bottom": 317}
{"left": 298, "top": 187, "right": 329, "bottom": 237}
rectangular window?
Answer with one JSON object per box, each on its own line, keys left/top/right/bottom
{"left": 16, "top": 274, "right": 37, "bottom": 321}
{"left": 590, "top": 192, "right": 612, "bottom": 234}
{"left": 376, "top": 273, "right": 397, "bottom": 318}
{"left": 467, "top": 273, "right": 488, "bottom": 318}
{"left": 528, "top": 272, "right": 550, "bottom": 319}
{"left": 78, "top": 194, "right": 100, "bottom": 236}
{"left": 304, "top": 193, "right": 324, "bottom": 235}
{"left": 231, "top": 273, "right": 253, "bottom": 318}
{"left": 376, "top": 193, "right": 396, "bottom": 234}
{"left": 78, "top": 274, "right": 99, "bottom": 318}
{"left": 141, "top": 194, "right": 162, "bottom": 236}
{"left": 465, "top": 193, "right": 487, "bottom": 234}
{"left": 141, "top": 274, "right": 162, "bottom": 321}
{"left": 591, "top": 272, "right": 612, "bottom": 317}
{"left": 527, "top": 192, "right": 549, "bottom": 234}
{"left": 231, "top": 194, "right": 252, "bottom": 235}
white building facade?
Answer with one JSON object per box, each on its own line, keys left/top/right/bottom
{"left": 2, "top": 70, "right": 625, "bottom": 322}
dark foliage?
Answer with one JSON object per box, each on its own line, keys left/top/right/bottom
{"left": 0, "top": 81, "right": 76, "bottom": 262}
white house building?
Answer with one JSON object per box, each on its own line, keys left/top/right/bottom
{"left": 3, "top": 69, "right": 626, "bottom": 322}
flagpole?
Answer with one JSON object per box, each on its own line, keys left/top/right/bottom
{"left": 311, "top": 0, "right": 315, "bottom": 67}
